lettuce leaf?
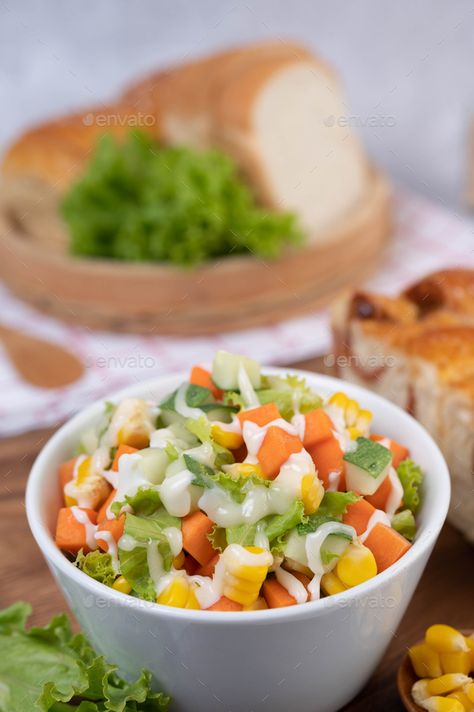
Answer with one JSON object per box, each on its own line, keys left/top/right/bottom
{"left": 0, "top": 602, "right": 170, "bottom": 711}
{"left": 297, "top": 491, "right": 359, "bottom": 534}
{"left": 75, "top": 550, "right": 117, "bottom": 587}
{"left": 225, "top": 500, "right": 306, "bottom": 552}
{"left": 125, "top": 488, "right": 162, "bottom": 517}
{"left": 391, "top": 509, "right": 416, "bottom": 541}
{"left": 185, "top": 416, "right": 234, "bottom": 468}
{"left": 118, "top": 510, "right": 180, "bottom": 599}
{"left": 61, "top": 132, "right": 303, "bottom": 267}
{"left": 186, "top": 454, "right": 270, "bottom": 504}
{"left": 396, "top": 459, "right": 423, "bottom": 513}
{"left": 256, "top": 374, "right": 323, "bottom": 420}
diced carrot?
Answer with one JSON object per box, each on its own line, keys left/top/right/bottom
{"left": 182, "top": 511, "right": 216, "bottom": 565}
{"left": 262, "top": 578, "right": 297, "bottom": 608}
{"left": 365, "top": 476, "right": 393, "bottom": 511}
{"left": 183, "top": 555, "right": 200, "bottom": 576}
{"left": 303, "top": 409, "right": 334, "bottom": 448}
{"left": 371, "top": 434, "right": 409, "bottom": 468}
{"left": 343, "top": 498, "right": 376, "bottom": 536}
{"left": 363, "top": 523, "right": 411, "bottom": 572}
{"left": 97, "top": 489, "right": 117, "bottom": 523}
{"left": 112, "top": 444, "right": 138, "bottom": 472}
{"left": 257, "top": 426, "right": 303, "bottom": 479}
{"left": 96, "top": 514, "right": 125, "bottom": 552}
{"left": 238, "top": 403, "right": 280, "bottom": 428}
{"left": 59, "top": 457, "right": 77, "bottom": 490}
{"left": 190, "top": 365, "right": 223, "bottom": 400}
{"left": 207, "top": 596, "right": 242, "bottom": 612}
{"left": 197, "top": 553, "right": 219, "bottom": 578}
{"left": 55, "top": 507, "right": 98, "bottom": 553}
{"left": 307, "top": 435, "right": 344, "bottom": 488}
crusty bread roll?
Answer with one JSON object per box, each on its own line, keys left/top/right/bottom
{"left": 331, "top": 270, "right": 474, "bottom": 543}
{"left": 2, "top": 41, "right": 370, "bottom": 242}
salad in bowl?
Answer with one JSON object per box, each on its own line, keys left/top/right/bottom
{"left": 55, "top": 351, "right": 423, "bottom": 613}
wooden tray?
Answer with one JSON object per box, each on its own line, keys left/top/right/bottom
{"left": 0, "top": 168, "right": 391, "bottom": 335}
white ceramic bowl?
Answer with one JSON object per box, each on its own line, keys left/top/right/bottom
{"left": 26, "top": 369, "right": 450, "bottom": 712}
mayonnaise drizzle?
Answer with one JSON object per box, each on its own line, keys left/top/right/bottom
{"left": 305, "top": 522, "right": 356, "bottom": 600}
{"left": 163, "top": 527, "right": 183, "bottom": 557}
{"left": 237, "top": 363, "right": 259, "bottom": 408}
{"left": 71, "top": 506, "right": 98, "bottom": 550}
{"left": 275, "top": 567, "right": 308, "bottom": 604}
{"left": 94, "top": 530, "right": 120, "bottom": 572}
{"left": 243, "top": 418, "right": 298, "bottom": 464}
{"left": 385, "top": 467, "right": 404, "bottom": 516}
{"left": 360, "top": 509, "right": 391, "bottom": 543}
{"left": 175, "top": 383, "right": 203, "bottom": 420}
{"left": 160, "top": 469, "right": 194, "bottom": 517}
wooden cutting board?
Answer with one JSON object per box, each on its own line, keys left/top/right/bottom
{"left": 0, "top": 168, "right": 391, "bottom": 335}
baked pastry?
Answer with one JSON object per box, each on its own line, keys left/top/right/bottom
{"left": 331, "top": 269, "right": 474, "bottom": 542}
{"left": 2, "top": 41, "right": 370, "bottom": 242}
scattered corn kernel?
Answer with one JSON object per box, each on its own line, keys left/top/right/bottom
{"left": 420, "top": 696, "right": 465, "bottom": 712}
{"left": 347, "top": 426, "right": 362, "bottom": 440}
{"left": 301, "top": 473, "right": 324, "bottom": 514}
{"left": 336, "top": 543, "right": 377, "bottom": 588}
{"left": 426, "top": 626, "right": 469, "bottom": 654}
{"left": 440, "top": 652, "right": 471, "bottom": 676}
{"left": 112, "top": 576, "right": 132, "bottom": 594}
{"left": 211, "top": 424, "right": 243, "bottom": 450}
{"left": 412, "top": 680, "right": 430, "bottom": 705}
{"left": 465, "top": 637, "right": 474, "bottom": 672}
{"left": 446, "top": 690, "right": 474, "bottom": 711}
{"left": 221, "top": 545, "right": 272, "bottom": 606}
{"left": 466, "top": 682, "right": 474, "bottom": 703}
{"left": 185, "top": 586, "right": 201, "bottom": 610}
{"left": 328, "top": 392, "right": 348, "bottom": 409}
{"left": 328, "top": 393, "right": 372, "bottom": 436}
{"left": 409, "top": 643, "right": 443, "bottom": 679}
{"left": 356, "top": 409, "right": 373, "bottom": 433}
{"left": 226, "top": 462, "right": 264, "bottom": 479}
{"left": 64, "top": 456, "right": 110, "bottom": 510}
{"left": 321, "top": 571, "right": 347, "bottom": 596}
{"left": 426, "top": 674, "right": 471, "bottom": 697}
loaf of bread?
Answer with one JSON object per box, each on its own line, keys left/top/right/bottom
{"left": 331, "top": 269, "right": 474, "bottom": 542}
{"left": 2, "top": 41, "right": 370, "bottom": 242}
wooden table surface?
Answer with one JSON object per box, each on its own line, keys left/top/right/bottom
{"left": 1, "top": 356, "right": 473, "bottom": 712}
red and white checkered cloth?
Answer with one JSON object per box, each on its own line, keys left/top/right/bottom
{"left": 1, "top": 187, "right": 474, "bottom": 436}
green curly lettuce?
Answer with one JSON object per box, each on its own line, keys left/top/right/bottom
{"left": 297, "top": 491, "right": 360, "bottom": 535}
{"left": 75, "top": 550, "right": 117, "bottom": 587}
{"left": 396, "top": 459, "right": 423, "bottom": 513}
{"left": 0, "top": 602, "right": 170, "bottom": 711}
{"left": 257, "top": 374, "right": 323, "bottom": 420}
{"left": 391, "top": 509, "right": 416, "bottom": 541}
{"left": 61, "top": 132, "right": 303, "bottom": 267}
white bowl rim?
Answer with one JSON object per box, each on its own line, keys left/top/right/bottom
{"left": 26, "top": 366, "right": 450, "bottom": 625}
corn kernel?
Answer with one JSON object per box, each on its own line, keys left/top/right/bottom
{"left": 321, "top": 572, "right": 347, "bottom": 596}
{"left": 419, "top": 696, "right": 465, "bottom": 712}
{"left": 64, "top": 456, "right": 110, "bottom": 509}
{"left": 157, "top": 577, "right": 189, "bottom": 608}
{"left": 347, "top": 426, "right": 362, "bottom": 440}
{"left": 426, "top": 626, "right": 469, "bottom": 654}
{"left": 465, "top": 637, "right": 474, "bottom": 672}
{"left": 226, "top": 462, "right": 264, "bottom": 479}
{"left": 76, "top": 456, "right": 92, "bottom": 486}
{"left": 112, "top": 575, "right": 132, "bottom": 594}
{"left": 185, "top": 587, "right": 201, "bottom": 610}
{"left": 440, "top": 652, "right": 471, "bottom": 676}
{"left": 409, "top": 643, "right": 443, "bottom": 679}
{"left": 466, "top": 682, "right": 474, "bottom": 703}
{"left": 345, "top": 399, "right": 359, "bottom": 427}
{"left": 412, "top": 680, "right": 430, "bottom": 705}
{"left": 65, "top": 494, "right": 77, "bottom": 507}
{"left": 446, "top": 691, "right": 474, "bottom": 711}
{"left": 172, "top": 551, "right": 185, "bottom": 569}
{"left": 328, "top": 392, "right": 348, "bottom": 409}
{"left": 356, "top": 409, "right": 372, "bottom": 431}
{"left": 426, "top": 674, "right": 471, "bottom": 696}
{"left": 211, "top": 424, "right": 243, "bottom": 450}
{"left": 301, "top": 473, "right": 324, "bottom": 514}
{"left": 336, "top": 543, "right": 377, "bottom": 588}
{"left": 243, "top": 597, "right": 268, "bottom": 611}
{"left": 222, "top": 545, "right": 272, "bottom": 607}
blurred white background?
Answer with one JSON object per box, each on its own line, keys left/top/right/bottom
{"left": 1, "top": 0, "right": 473, "bottom": 210}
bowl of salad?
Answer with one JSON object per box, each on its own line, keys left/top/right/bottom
{"left": 26, "top": 351, "right": 450, "bottom": 712}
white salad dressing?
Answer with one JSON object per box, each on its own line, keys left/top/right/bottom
{"left": 254, "top": 522, "right": 270, "bottom": 550}
{"left": 159, "top": 469, "right": 195, "bottom": 517}
{"left": 147, "top": 541, "right": 165, "bottom": 590}
{"left": 243, "top": 418, "right": 299, "bottom": 465}
{"left": 174, "top": 383, "right": 204, "bottom": 420}
{"left": 291, "top": 413, "right": 306, "bottom": 441}
{"left": 385, "top": 467, "right": 404, "bottom": 516}
{"left": 70, "top": 506, "right": 98, "bottom": 551}
{"left": 305, "top": 522, "right": 356, "bottom": 600}
{"left": 360, "top": 509, "right": 391, "bottom": 543}
{"left": 327, "top": 471, "right": 341, "bottom": 492}
{"left": 163, "top": 527, "right": 183, "bottom": 557}
{"left": 275, "top": 566, "right": 308, "bottom": 604}
{"left": 109, "top": 453, "right": 154, "bottom": 512}
{"left": 274, "top": 449, "right": 315, "bottom": 499}
{"left": 94, "top": 530, "right": 120, "bottom": 572}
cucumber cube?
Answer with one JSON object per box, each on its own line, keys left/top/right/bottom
{"left": 343, "top": 437, "right": 392, "bottom": 495}
{"left": 212, "top": 350, "right": 261, "bottom": 390}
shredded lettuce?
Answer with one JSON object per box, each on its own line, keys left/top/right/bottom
{"left": 297, "top": 491, "right": 359, "bottom": 535}
{"left": 74, "top": 550, "right": 117, "bottom": 587}
{"left": 164, "top": 442, "right": 179, "bottom": 462}
{"left": 397, "top": 459, "right": 423, "bottom": 513}
{"left": 222, "top": 391, "right": 246, "bottom": 411}
{"left": 391, "top": 509, "right": 416, "bottom": 541}
{"left": 257, "top": 374, "right": 323, "bottom": 420}
{"left": 184, "top": 454, "right": 268, "bottom": 503}
{"left": 0, "top": 602, "right": 170, "bottom": 711}
{"left": 62, "top": 132, "right": 303, "bottom": 267}
{"left": 185, "top": 416, "right": 234, "bottom": 468}
{"left": 225, "top": 500, "right": 306, "bottom": 553}
{"left": 124, "top": 488, "right": 162, "bottom": 517}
